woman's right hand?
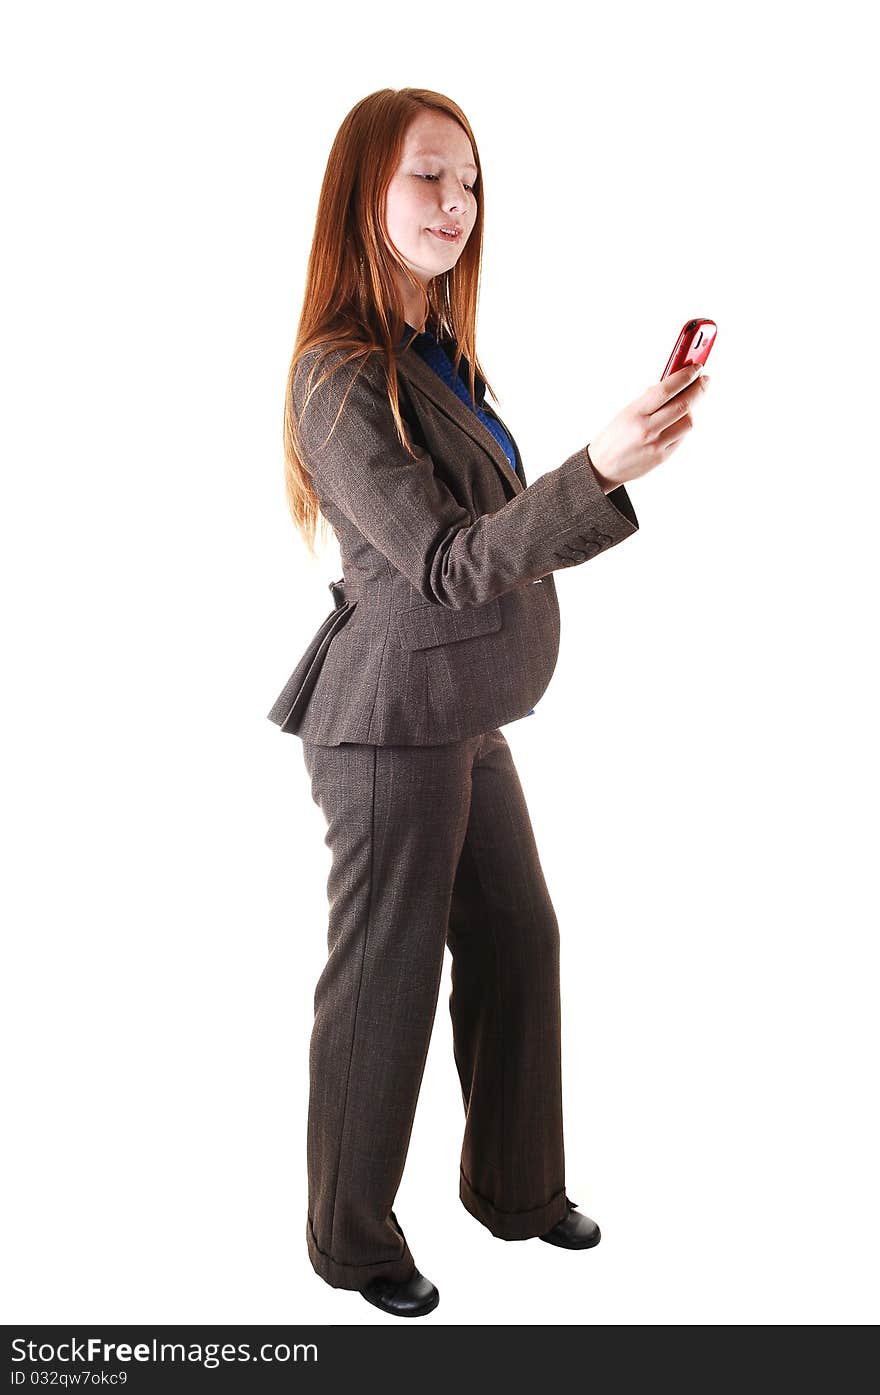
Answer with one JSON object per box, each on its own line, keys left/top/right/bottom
{"left": 587, "top": 361, "right": 711, "bottom": 491}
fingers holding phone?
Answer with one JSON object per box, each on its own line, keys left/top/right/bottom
{"left": 587, "top": 321, "right": 716, "bottom": 491}
{"left": 649, "top": 361, "right": 712, "bottom": 450}
{"left": 588, "top": 361, "right": 710, "bottom": 490}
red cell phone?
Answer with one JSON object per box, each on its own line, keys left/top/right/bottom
{"left": 662, "top": 319, "right": 717, "bottom": 379}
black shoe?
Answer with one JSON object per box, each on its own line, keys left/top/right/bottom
{"left": 538, "top": 1196, "right": 601, "bottom": 1249}
{"left": 360, "top": 1267, "right": 440, "bottom": 1317}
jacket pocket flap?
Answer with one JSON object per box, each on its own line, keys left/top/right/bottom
{"left": 395, "top": 598, "right": 502, "bottom": 650}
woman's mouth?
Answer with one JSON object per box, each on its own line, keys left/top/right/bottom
{"left": 427, "top": 227, "right": 462, "bottom": 242}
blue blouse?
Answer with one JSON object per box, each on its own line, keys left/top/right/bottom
{"left": 402, "top": 322, "right": 518, "bottom": 477}
{"left": 401, "top": 322, "right": 536, "bottom": 720}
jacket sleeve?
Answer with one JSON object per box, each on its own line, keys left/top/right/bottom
{"left": 293, "top": 347, "right": 640, "bottom": 609}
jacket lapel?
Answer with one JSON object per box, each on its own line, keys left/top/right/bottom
{"left": 396, "top": 346, "right": 524, "bottom": 498}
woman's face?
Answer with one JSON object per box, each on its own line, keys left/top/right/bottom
{"left": 382, "top": 110, "right": 478, "bottom": 313}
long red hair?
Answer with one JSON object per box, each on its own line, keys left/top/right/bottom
{"left": 282, "top": 88, "right": 493, "bottom": 558}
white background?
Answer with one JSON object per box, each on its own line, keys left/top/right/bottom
{"left": 2, "top": 0, "right": 877, "bottom": 1326}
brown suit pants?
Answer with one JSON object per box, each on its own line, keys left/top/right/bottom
{"left": 299, "top": 727, "right": 570, "bottom": 1290}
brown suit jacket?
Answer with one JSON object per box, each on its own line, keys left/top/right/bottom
{"left": 267, "top": 336, "right": 639, "bottom": 745}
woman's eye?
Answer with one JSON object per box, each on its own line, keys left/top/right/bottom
{"left": 417, "top": 173, "right": 474, "bottom": 192}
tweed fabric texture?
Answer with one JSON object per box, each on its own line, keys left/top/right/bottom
{"left": 301, "top": 727, "right": 570, "bottom": 1290}
{"left": 267, "top": 340, "right": 640, "bottom": 745}
{"left": 401, "top": 322, "right": 536, "bottom": 717}
{"left": 403, "top": 320, "right": 519, "bottom": 475}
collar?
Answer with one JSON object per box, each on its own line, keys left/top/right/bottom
{"left": 398, "top": 320, "right": 488, "bottom": 405}
{"left": 394, "top": 329, "right": 522, "bottom": 498}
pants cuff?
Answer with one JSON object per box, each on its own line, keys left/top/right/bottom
{"left": 459, "top": 1166, "right": 569, "bottom": 1240}
{"left": 306, "top": 1212, "right": 417, "bottom": 1291}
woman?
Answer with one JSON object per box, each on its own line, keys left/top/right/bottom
{"left": 269, "top": 88, "right": 710, "bottom": 1318}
